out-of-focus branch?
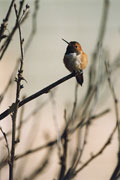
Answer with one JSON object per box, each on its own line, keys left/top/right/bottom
{"left": 24, "top": 0, "right": 40, "bottom": 52}
{"left": 105, "top": 60, "right": 120, "bottom": 180}
{"left": 61, "top": 108, "right": 110, "bottom": 180}
{"left": 0, "top": 99, "right": 48, "bottom": 141}
{"left": 0, "top": 72, "right": 75, "bottom": 121}
{"left": 70, "top": 83, "right": 78, "bottom": 124}
{"left": 24, "top": 147, "right": 52, "bottom": 180}
{"left": 15, "top": 140, "right": 56, "bottom": 161}
{"left": 110, "top": 159, "right": 120, "bottom": 180}
{"left": 0, "top": 108, "right": 110, "bottom": 170}
{"left": 105, "top": 60, "right": 120, "bottom": 149}
{"left": 71, "top": 108, "right": 110, "bottom": 133}
{"left": 74, "top": 123, "right": 117, "bottom": 175}
{"left": 75, "top": 85, "right": 96, "bottom": 127}
{"left": 87, "top": 0, "right": 110, "bottom": 94}
{"left": 61, "top": 123, "right": 117, "bottom": 180}
{"left": 97, "top": 0, "right": 109, "bottom": 46}
{"left": 58, "top": 127, "right": 68, "bottom": 180}
{"left": 0, "top": 127, "right": 10, "bottom": 165}
{"left": 111, "top": 53, "right": 120, "bottom": 73}
{"left": 13, "top": 109, "right": 110, "bottom": 160}
{"left": 74, "top": 120, "right": 90, "bottom": 170}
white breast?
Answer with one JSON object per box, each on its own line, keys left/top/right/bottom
{"left": 64, "top": 53, "right": 81, "bottom": 72}
{"left": 65, "top": 53, "right": 76, "bottom": 58}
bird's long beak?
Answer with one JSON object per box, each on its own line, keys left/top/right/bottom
{"left": 62, "top": 38, "right": 70, "bottom": 45}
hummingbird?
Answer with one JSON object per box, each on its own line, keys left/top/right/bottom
{"left": 62, "top": 39, "right": 88, "bottom": 86}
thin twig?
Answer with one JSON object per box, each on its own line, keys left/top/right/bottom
{"left": 0, "top": 0, "right": 15, "bottom": 41}
{"left": 0, "top": 0, "right": 25, "bottom": 60}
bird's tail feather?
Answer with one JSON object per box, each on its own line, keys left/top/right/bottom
{"left": 76, "top": 70, "right": 84, "bottom": 86}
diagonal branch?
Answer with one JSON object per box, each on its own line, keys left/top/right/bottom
{"left": 0, "top": 72, "right": 75, "bottom": 121}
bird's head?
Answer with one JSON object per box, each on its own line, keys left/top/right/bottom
{"left": 62, "top": 38, "right": 82, "bottom": 55}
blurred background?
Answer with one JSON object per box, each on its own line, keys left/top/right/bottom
{"left": 0, "top": 0, "right": 120, "bottom": 180}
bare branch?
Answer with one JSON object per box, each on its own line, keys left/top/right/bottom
{"left": 9, "top": 4, "right": 25, "bottom": 179}
{"left": 0, "top": 0, "right": 25, "bottom": 60}
{"left": 0, "top": 108, "right": 110, "bottom": 170}
{"left": 24, "top": 0, "right": 40, "bottom": 52}
{"left": 24, "top": 147, "right": 53, "bottom": 180}
{"left": 74, "top": 124, "right": 117, "bottom": 175}
{"left": 0, "top": 127, "right": 10, "bottom": 165}
{"left": 0, "top": 99, "right": 48, "bottom": 141}
{"left": 105, "top": 60, "right": 120, "bottom": 180}
{"left": 105, "top": 60, "right": 120, "bottom": 146}
{"left": 16, "top": 95, "right": 25, "bottom": 143}
{"left": 58, "top": 127, "right": 68, "bottom": 180}
{"left": 0, "top": 0, "right": 15, "bottom": 41}
{"left": 0, "top": 72, "right": 75, "bottom": 121}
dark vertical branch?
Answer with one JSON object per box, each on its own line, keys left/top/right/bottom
{"left": 58, "top": 127, "right": 68, "bottom": 180}
{"left": 16, "top": 95, "right": 25, "bottom": 143}
{"left": 9, "top": 4, "right": 25, "bottom": 180}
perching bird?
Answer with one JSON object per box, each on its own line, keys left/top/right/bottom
{"left": 62, "top": 39, "right": 88, "bottom": 86}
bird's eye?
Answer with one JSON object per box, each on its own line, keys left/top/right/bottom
{"left": 75, "top": 46, "right": 78, "bottom": 48}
